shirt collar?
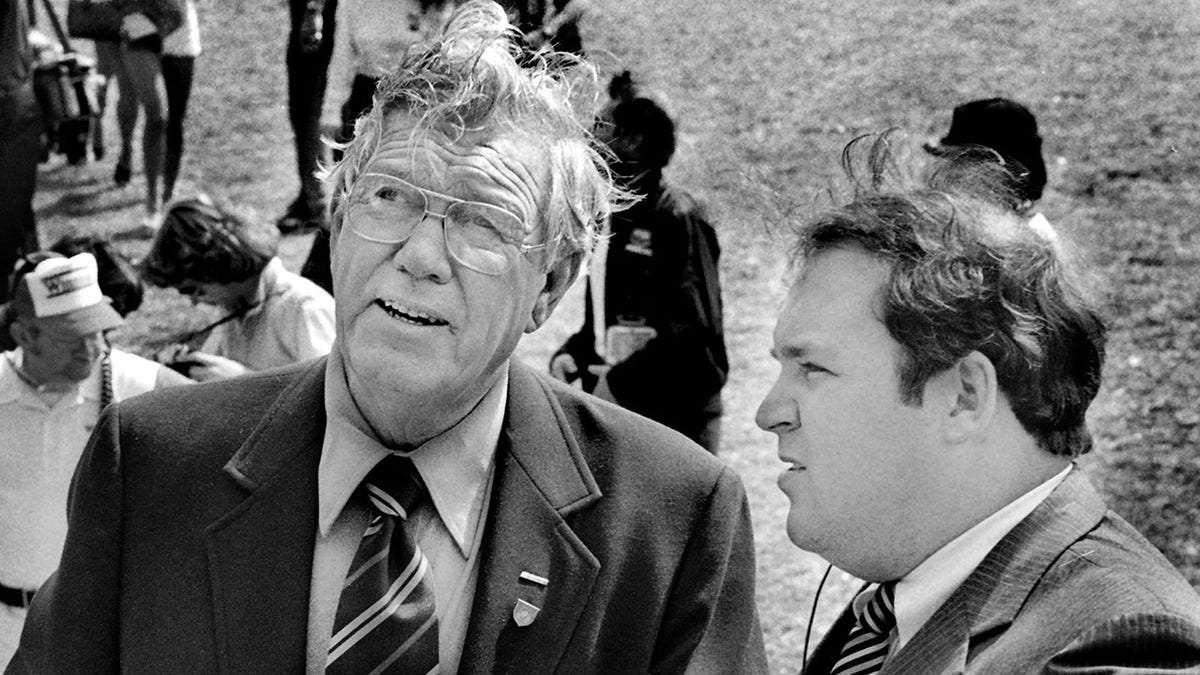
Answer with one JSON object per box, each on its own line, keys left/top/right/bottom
{"left": 317, "top": 347, "right": 506, "bottom": 555}
{"left": 892, "top": 463, "right": 1073, "bottom": 650}
{"left": 241, "top": 258, "right": 284, "bottom": 321}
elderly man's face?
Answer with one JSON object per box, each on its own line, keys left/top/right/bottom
{"left": 331, "top": 116, "right": 574, "bottom": 445}
{"left": 18, "top": 321, "right": 107, "bottom": 385}
{"left": 755, "top": 247, "right": 947, "bottom": 581}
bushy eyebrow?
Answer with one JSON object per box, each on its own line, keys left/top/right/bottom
{"left": 769, "top": 341, "right": 832, "bottom": 362}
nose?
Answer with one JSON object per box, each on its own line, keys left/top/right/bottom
{"left": 73, "top": 333, "right": 105, "bottom": 359}
{"left": 755, "top": 378, "right": 799, "bottom": 434}
{"left": 392, "top": 211, "right": 453, "bottom": 282}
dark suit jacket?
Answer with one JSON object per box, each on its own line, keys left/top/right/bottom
{"left": 804, "top": 471, "right": 1200, "bottom": 674}
{"left": 7, "top": 358, "right": 767, "bottom": 674}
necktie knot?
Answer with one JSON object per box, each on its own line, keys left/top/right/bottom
{"left": 854, "top": 581, "right": 896, "bottom": 636}
{"left": 830, "top": 581, "right": 897, "bottom": 675}
{"left": 362, "top": 455, "right": 426, "bottom": 520}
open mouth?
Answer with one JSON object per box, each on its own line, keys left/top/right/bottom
{"left": 376, "top": 299, "right": 449, "bottom": 327}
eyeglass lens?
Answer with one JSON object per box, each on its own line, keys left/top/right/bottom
{"left": 347, "top": 173, "right": 528, "bottom": 275}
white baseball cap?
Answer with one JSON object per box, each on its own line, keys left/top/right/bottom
{"left": 11, "top": 252, "right": 124, "bottom": 336}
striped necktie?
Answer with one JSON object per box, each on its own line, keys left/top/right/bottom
{"left": 327, "top": 455, "right": 439, "bottom": 675}
{"left": 830, "top": 581, "right": 897, "bottom": 675}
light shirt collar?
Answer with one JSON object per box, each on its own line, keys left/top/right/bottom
{"left": 892, "top": 463, "right": 1073, "bottom": 650}
{"left": 241, "top": 257, "right": 285, "bottom": 321}
{"left": 317, "top": 348, "right": 506, "bottom": 555}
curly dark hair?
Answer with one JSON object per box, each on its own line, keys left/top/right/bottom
{"left": 789, "top": 133, "right": 1106, "bottom": 458}
{"left": 140, "top": 198, "right": 278, "bottom": 288}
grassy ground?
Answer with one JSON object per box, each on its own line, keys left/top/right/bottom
{"left": 31, "top": 0, "right": 1200, "bottom": 671}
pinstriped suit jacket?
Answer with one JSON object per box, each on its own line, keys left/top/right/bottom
{"left": 804, "top": 470, "right": 1200, "bottom": 674}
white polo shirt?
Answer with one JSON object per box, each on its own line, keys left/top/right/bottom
{"left": 0, "top": 348, "right": 163, "bottom": 589}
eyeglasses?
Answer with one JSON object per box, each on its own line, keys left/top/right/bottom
{"left": 345, "top": 173, "right": 548, "bottom": 276}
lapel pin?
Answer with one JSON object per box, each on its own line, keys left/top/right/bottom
{"left": 519, "top": 570, "right": 549, "bottom": 586}
{"left": 512, "top": 598, "right": 540, "bottom": 627}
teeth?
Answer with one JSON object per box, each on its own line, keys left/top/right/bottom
{"left": 378, "top": 299, "right": 447, "bottom": 326}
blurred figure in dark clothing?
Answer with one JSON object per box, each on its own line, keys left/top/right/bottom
{"left": 923, "top": 97, "right": 1047, "bottom": 210}
{"left": 550, "top": 71, "right": 727, "bottom": 453}
{"left": 277, "top": 0, "right": 338, "bottom": 234}
{"left": 0, "top": 0, "right": 41, "bottom": 303}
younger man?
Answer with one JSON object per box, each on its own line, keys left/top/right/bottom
{"left": 758, "top": 137, "right": 1200, "bottom": 673}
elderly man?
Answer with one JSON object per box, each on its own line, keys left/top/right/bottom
{"left": 758, "top": 136, "right": 1200, "bottom": 674}
{"left": 0, "top": 252, "right": 190, "bottom": 668}
{"left": 7, "top": 3, "right": 766, "bottom": 673}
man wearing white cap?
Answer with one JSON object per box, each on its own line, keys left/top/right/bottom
{"left": 0, "top": 252, "right": 190, "bottom": 668}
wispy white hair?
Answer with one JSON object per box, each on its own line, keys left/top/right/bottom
{"left": 325, "top": 0, "right": 618, "bottom": 270}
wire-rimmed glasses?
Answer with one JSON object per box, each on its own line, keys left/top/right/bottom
{"left": 346, "top": 172, "right": 549, "bottom": 275}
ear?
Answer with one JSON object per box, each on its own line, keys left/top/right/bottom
{"left": 939, "top": 350, "right": 999, "bottom": 444}
{"left": 9, "top": 318, "right": 35, "bottom": 351}
{"left": 526, "top": 250, "right": 584, "bottom": 333}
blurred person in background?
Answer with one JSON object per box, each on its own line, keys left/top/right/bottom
{"left": 551, "top": 71, "right": 727, "bottom": 453}
{"left": 160, "top": 0, "right": 200, "bottom": 203}
{"left": 759, "top": 135, "right": 1200, "bottom": 674}
{"left": 299, "top": 0, "right": 456, "bottom": 293}
{"left": 277, "top": 0, "right": 338, "bottom": 234}
{"left": 6, "top": 4, "right": 766, "bottom": 671}
{"left": 88, "top": 0, "right": 184, "bottom": 231}
{"left": 103, "top": 0, "right": 200, "bottom": 196}
{"left": 140, "top": 197, "right": 334, "bottom": 381}
{"left": 0, "top": 251, "right": 189, "bottom": 668}
{"left": 923, "top": 97, "right": 1052, "bottom": 231}
{"left": 0, "top": 0, "right": 42, "bottom": 304}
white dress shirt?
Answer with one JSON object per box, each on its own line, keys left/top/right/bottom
{"left": 887, "top": 464, "right": 1073, "bottom": 658}
{"left": 305, "top": 351, "right": 504, "bottom": 673}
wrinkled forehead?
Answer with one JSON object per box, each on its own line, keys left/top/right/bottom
{"left": 366, "top": 112, "right": 552, "bottom": 225}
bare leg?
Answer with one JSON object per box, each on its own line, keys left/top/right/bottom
{"left": 118, "top": 46, "right": 168, "bottom": 221}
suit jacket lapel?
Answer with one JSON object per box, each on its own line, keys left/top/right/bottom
{"left": 460, "top": 360, "right": 603, "bottom": 675}
{"left": 883, "top": 470, "right": 1107, "bottom": 674}
{"left": 202, "top": 361, "right": 328, "bottom": 675}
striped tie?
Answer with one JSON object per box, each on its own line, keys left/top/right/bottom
{"left": 830, "top": 581, "right": 897, "bottom": 675}
{"left": 327, "top": 456, "right": 439, "bottom": 675}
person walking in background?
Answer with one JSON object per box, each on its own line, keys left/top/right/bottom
{"left": 0, "top": 0, "right": 42, "bottom": 303}
{"left": 550, "top": 71, "right": 728, "bottom": 452}
{"left": 92, "top": 0, "right": 183, "bottom": 231}
{"left": 6, "top": 4, "right": 767, "bottom": 671}
{"left": 139, "top": 197, "right": 334, "bottom": 381}
{"left": 99, "top": 0, "right": 199, "bottom": 207}
{"left": 160, "top": 0, "right": 200, "bottom": 203}
{"left": 277, "top": 0, "right": 337, "bottom": 234}
{"left": 0, "top": 251, "right": 190, "bottom": 668}
{"left": 758, "top": 134, "right": 1200, "bottom": 674}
